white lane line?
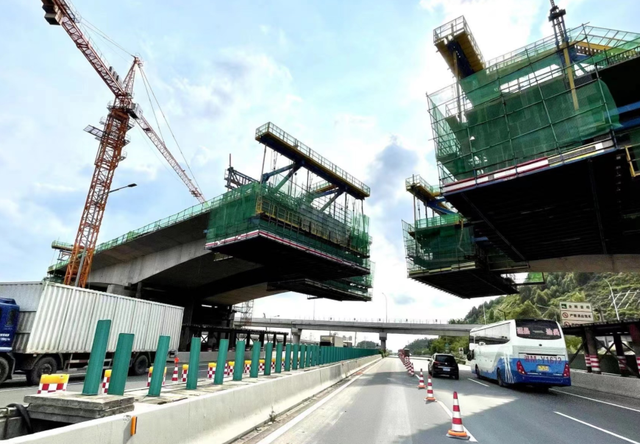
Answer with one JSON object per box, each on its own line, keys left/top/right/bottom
{"left": 555, "top": 412, "right": 640, "bottom": 444}
{"left": 255, "top": 360, "right": 382, "bottom": 444}
{"left": 467, "top": 378, "right": 489, "bottom": 387}
{"left": 436, "top": 400, "right": 478, "bottom": 442}
{"left": 550, "top": 389, "right": 640, "bottom": 413}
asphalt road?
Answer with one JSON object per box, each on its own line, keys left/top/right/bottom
{"left": 0, "top": 364, "right": 214, "bottom": 405}
{"left": 257, "top": 358, "right": 640, "bottom": 444}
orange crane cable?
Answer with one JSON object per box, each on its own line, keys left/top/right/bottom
{"left": 138, "top": 67, "right": 203, "bottom": 193}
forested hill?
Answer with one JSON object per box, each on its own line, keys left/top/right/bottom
{"left": 458, "top": 272, "right": 640, "bottom": 324}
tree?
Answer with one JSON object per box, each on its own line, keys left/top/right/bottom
{"left": 356, "top": 340, "right": 378, "bottom": 349}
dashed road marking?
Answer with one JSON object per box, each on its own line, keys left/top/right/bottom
{"left": 555, "top": 412, "right": 640, "bottom": 444}
{"left": 550, "top": 389, "right": 640, "bottom": 413}
{"left": 467, "top": 378, "right": 489, "bottom": 387}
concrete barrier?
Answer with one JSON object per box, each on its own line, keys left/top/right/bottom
{"left": 571, "top": 370, "right": 640, "bottom": 398}
{"left": 9, "top": 355, "right": 381, "bottom": 443}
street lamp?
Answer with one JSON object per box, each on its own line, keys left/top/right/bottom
{"left": 381, "top": 292, "right": 388, "bottom": 323}
{"left": 604, "top": 278, "right": 620, "bottom": 321}
{"left": 109, "top": 183, "right": 137, "bottom": 194}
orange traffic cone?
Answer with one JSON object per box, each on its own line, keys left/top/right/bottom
{"left": 418, "top": 370, "right": 426, "bottom": 389}
{"left": 171, "top": 358, "right": 180, "bottom": 383}
{"left": 447, "top": 391, "right": 469, "bottom": 440}
{"left": 425, "top": 376, "right": 436, "bottom": 402}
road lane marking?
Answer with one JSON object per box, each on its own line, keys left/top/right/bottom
{"left": 467, "top": 378, "right": 489, "bottom": 387}
{"left": 255, "top": 359, "right": 383, "bottom": 444}
{"left": 554, "top": 412, "right": 640, "bottom": 444}
{"left": 550, "top": 389, "right": 640, "bottom": 413}
{"left": 436, "top": 400, "right": 478, "bottom": 442}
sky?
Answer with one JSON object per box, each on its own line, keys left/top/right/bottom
{"left": 2, "top": 0, "right": 639, "bottom": 350}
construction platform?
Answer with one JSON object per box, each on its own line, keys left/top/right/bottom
{"left": 255, "top": 122, "right": 371, "bottom": 199}
{"left": 405, "top": 17, "right": 640, "bottom": 298}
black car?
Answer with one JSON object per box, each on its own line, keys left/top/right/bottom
{"left": 429, "top": 353, "right": 459, "bottom": 379}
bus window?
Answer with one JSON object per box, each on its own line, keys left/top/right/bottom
{"left": 515, "top": 320, "right": 561, "bottom": 340}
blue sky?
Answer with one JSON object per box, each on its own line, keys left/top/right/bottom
{"left": 2, "top": 0, "right": 639, "bottom": 349}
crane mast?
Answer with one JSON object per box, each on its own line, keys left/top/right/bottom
{"left": 42, "top": 0, "right": 205, "bottom": 287}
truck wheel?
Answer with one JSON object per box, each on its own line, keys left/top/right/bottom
{"left": 130, "top": 354, "right": 149, "bottom": 376}
{"left": 27, "top": 357, "right": 58, "bottom": 386}
{"left": 0, "top": 357, "right": 10, "bottom": 385}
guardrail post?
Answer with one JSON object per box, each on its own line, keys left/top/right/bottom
{"left": 319, "top": 346, "right": 324, "bottom": 365}
{"left": 250, "top": 341, "right": 261, "bottom": 378}
{"left": 265, "top": 342, "right": 274, "bottom": 376}
{"left": 306, "top": 345, "right": 312, "bottom": 367}
{"left": 299, "top": 345, "right": 306, "bottom": 369}
{"left": 275, "top": 342, "right": 283, "bottom": 374}
{"left": 107, "top": 333, "right": 134, "bottom": 396}
{"left": 148, "top": 335, "right": 170, "bottom": 397}
{"left": 292, "top": 344, "right": 299, "bottom": 370}
{"left": 233, "top": 341, "right": 246, "bottom": 381}
{"left": 284, "top": 343, "right": 292, "bottom": 371}
{"left": 82, "top": 320, "right": 112, "bottom": 396}
{"left": 314, "top": 345, "right": 319, "bottom": 366}
{"left": 214, "top": 339, "right": 229, "bottom": 385}
{"left": 186, "top": 337, "right": 200, "bottom": 389}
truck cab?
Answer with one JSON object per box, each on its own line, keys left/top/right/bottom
{"left": 0, "top": 298, "right": 19, "bottom": 383}
{"left": 0, "top": 298, "right": 19, "bottom": 353}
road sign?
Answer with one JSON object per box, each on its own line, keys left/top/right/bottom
{"left": 559, "top": 302, "right": 594, "bottom": 326}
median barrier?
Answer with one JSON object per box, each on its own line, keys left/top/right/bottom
{"left": 571, "top": 370, "right": 640, "bottom": 398}
{"left": 8, "top": 354, "right": 381, "bottom": 444}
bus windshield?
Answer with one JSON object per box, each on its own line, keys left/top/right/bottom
{"left": 515, "top": 320, "right": 561, "bottom": 340}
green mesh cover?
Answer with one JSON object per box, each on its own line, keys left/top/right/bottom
{"left": 206, "top": 183, "right": 372, "bottom": 268}
{"left": 427, "top": 25, "right": 640, "bottom": 185}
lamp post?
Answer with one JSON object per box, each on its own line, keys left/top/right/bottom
{"left": 381, "top": 292, "right": 388, "bottom": 323}
{"left": 108, "top": 183, "right": 137, "bottom": 194}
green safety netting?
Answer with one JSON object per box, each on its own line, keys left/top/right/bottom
{"left": 206, "top": 182, "right": 372, "bottom": 268}
{"left": 402, "top": 216, "right": 475, "bottom": 272}
{"left": 428, "top": 25, "right": 640, "bottom": 185}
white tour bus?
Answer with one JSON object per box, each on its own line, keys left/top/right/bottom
{"left": 468, "top": 319, "right": 571, "bottom": 388}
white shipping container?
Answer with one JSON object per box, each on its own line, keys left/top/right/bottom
{"left": 0, "top": 282, "right": 183, "bottom": 354}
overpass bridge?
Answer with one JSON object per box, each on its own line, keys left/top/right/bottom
{"left": 239, "top": 317, "right": 480, "bottom": 350}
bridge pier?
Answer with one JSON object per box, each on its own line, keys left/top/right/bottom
{"left": 379, "top": 332, "right": 387, "bottom": 352}
{"left": 291, "top": 328, "right": 302, "bottom": 344}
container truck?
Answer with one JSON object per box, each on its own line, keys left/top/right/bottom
{"left": 0, "top": 282, "right": 184, "bottom": 386}
{"left": 320, "top": 335, "right": 344, "bottom": 348}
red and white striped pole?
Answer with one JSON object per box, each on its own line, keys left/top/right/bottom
{"left": 590, "top": 354, "right": 601, "bottom": 374}
{"left": 410, "top": 363, "right": 415, "bottom": 377}
{"left": 181, "top": 364, "right": 189, "bottom": 383}
{"left": 207, "top": 363, "right": 216, "bottom": 380}
{"left": 585, "top": 354, "right": 592, "bottom": 372}
{"left": 101, "top": 369, "right": 111, "bottom": 394}
{"left": 447, "top": 391, "right": 469, "bottom": 440}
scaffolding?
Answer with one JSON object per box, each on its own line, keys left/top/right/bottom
{"left": 428, "top": 24, "right": 640, "bottom": 186}
{"left": 205, "top": 181, "right": 371, "bottom": 269}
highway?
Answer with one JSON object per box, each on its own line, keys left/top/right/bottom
{"left": 249, "top": 358, "right": 640, "bottom": 444}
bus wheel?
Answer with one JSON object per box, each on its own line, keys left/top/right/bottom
{"left": 497, "top": 368, "right": 505, "bottom": 387}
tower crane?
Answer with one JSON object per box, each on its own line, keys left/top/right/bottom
{"left": 41, "top": 0, "right": 206, "bottom": 288}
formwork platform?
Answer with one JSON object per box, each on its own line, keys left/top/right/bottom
{"left": 433, "top": 16, "right": 485, "bottom": 79}
{"left": 255, "top": 122, "right": 370, "bottom": 199}
{"left": 402, "top": 218, "right": 517, "bottom": 297}
{"left": 268, "top": 277, "right": 372, "bottom": 302}
{"left": 409, "top": 19, "right": 640, "bottom": 297}
{"left": 405, "top": 175, "right": 452, "bottom": 215}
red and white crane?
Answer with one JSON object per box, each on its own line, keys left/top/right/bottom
{"left": 41, "top": 0, "right": 206, "bottom": 288}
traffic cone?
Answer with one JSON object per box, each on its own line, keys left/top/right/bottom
{"left": 447, "top": 391, "right": 469, "bottom": 440}
{"left": 418, "top": 370, "right": 426, "bottom": 389}
{"left": 425, "top": 376, "right": 436, "bottom": 402}
{"left": 181, "top": 364, "right": 189, "bottom": 383}
{"left": 410, "top": 363, "right": 415, "bottom": 377}
{"left": 171, "top": 358, "right": 180, "bottom": 383}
